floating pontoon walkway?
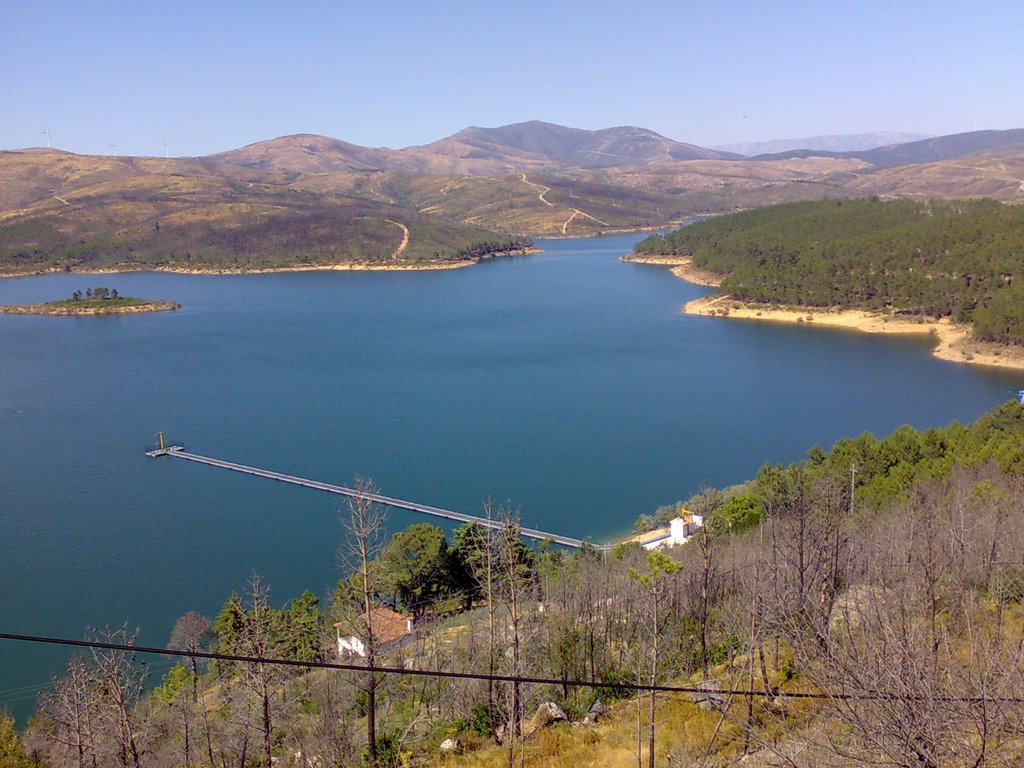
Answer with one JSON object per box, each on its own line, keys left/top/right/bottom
{"left": 148, "top": 446, "right": 592, "bottom": 549}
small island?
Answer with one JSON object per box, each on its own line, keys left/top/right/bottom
{"left": 0, "top": 287, "right": 180, "bottom": 316}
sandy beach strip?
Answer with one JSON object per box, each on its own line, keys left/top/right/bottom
{"left": 155, "top": 260, "right": 479, "bottom": 275}
{"left": 621, "top": 253, "right": 723, "bottom": 287}
{"left": 0, "top": 248, "right": 543, "bottom": 279}
{"left": 0, "top": 260, "right": 478, "bottom": 279}
{"left": 683, "top": 294, "right": 1024, "bottom": 371}
{"left": 627, "top": 252, "right": 1024, "bottom": 371}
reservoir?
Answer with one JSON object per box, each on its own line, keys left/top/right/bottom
{"left": 1, "top": 232, "right": 1021, "bottom": 718}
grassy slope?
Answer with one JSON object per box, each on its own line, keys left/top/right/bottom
{"left": 445, "top": 658, "right": 826, "bottom": 768}
{"left": 846, "top": 152, "right": 1024, "bottom": 200}
{"left": 0, "top": 162, "right": 507, "bottom": 273}
{"left": 300, "top": 158, "right": 868, "bottom": 237}
{"left": 4, "top": 141, "right": 1024, "bottom": 274}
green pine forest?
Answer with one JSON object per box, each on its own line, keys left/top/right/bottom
{"left": 634, "top": 198, "right": 1024, "bottom": 345}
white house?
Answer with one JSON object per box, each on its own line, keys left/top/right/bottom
{"left": 335, "top": 607, "right": 414, "bottom": 657}
{"left": 639, "top": 513, "right": 704, "bottom": 550}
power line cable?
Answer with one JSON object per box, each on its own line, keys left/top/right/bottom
{"left": 3, "top": 631, "right": 1023, "bottom": 705}
{"left": 0, "top": 658, "right": 177, "bottom": 706}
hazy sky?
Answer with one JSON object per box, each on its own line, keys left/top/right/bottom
{"left": 3, "top": 0, "right": 1022, "bottom": 157}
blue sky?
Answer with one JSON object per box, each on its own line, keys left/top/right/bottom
{"left": 2, "top": 0, "right": 1022, "bottom": 157}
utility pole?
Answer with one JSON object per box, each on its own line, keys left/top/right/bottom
{"left": 850, "top": 463, "right": 857, "bottom": 517}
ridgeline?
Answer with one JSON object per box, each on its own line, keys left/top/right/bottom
{"left": 5, "top": 124, "right": 1024, "bottom": 277}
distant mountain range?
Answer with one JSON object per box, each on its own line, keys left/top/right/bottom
{"left": 2, "top": 120, "right": 1023, "bottom": 275}
{"left": 426, "top": 121, "right": 742, "bottom": 166}
{"left": 747, "top": 129, "right": 1024, "bottom": 168}
{"left": 830, "top": 129, "right": 1024, "bottom": 167}
{"left": 714, "top": 132, "right": 932, "bottom": 156}
{"left": 209, "top": 122, "right": 1024, "bottom": 176}
{"left": 212, "top": 120, "right": 742, "bottom": 176}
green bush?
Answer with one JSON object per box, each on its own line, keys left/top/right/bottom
{"left": 708, "top": 494, "right": 762, "bottom": 535}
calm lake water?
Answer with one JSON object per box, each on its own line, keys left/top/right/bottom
{"left": 1, "top": 232, "right": 1022, "bottom": 718}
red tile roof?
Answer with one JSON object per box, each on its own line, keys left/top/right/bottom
{"left": 366, "top": 607, "right": 413, "bottom": 645}
{"left": 334, "top": 607, "right": 413, "bottom": 646}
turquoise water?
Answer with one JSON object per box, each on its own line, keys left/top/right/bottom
{"left": 1, "top": 232, "right": 1021, "bottom": 718}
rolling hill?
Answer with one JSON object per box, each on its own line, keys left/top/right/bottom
{"left": 418, "top": 120, "right": 741, "bottom": 167}
{"left": 212, "top": 121, "right": 741, "bottom": 177}
{"left": 207, "top": 134, "right": 393, "bottom": 174}
{"left": 754, "top": 128, "right": 1024, "bottom": 167}
{"left": 2, "top": 121, "right": 1023, "bottom": 274}
{"left": 0, "top": 149, "right": 518, "bottom": 275}
{"left": 714, "top": 131, "right": 931, "bottom": 156}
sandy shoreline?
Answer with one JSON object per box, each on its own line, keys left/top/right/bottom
{"left": 0, "top": 261, "right": 476, "bottom": 278}
{"left": 621, "top": 253, "right": 723, "bottom": 287}
{"left": 684, "top": 294, "right": 1024, "bottom": 370}
{"left": 1, "top": 300, "right": 181, "bottom": 316}
{"left": 156, "top": 260, "right": 479, "bottom": 275}
{"left": 626, "top": 249, "right": 1024, "bottom": 371}
{"left": 0, "top": 248, "right": 542, "bottom": 279}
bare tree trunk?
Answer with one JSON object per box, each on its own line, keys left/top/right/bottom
{"left": 484, "top": 503, "right": 497, "bottom": 725}
{"left": 200, "top": 690, "right": 217, "bottom": 768}
{"left": 492, "top": 510, "right": 535, "bottom": 766}
{"left": 504, "top": 525, "right": 523, "bottom": 752}
{"left": 648, "top": 589, "right": 657, "bottom": 768}
{"left": 692, "top": 488, "right": 721, "bottom": 678}
{"left": 89, "top": 627, "right": 146, "bottom": 768}
{"left": 629, "top": 551, "right": 680, "bottom": 768}
{"left": 339, "top": 476, "right": 387, "bottom": 768}
{"left": 40, "top": 657, "right": 100, "bottom": 768}
{"left": 698, "top": 524, "right": 713, "bottom": 676}
{"left": 236, "top": 573, "right": 281, "bottom": 768}
{"left": 635, "top": 692, "right": 642, "bottom": 768}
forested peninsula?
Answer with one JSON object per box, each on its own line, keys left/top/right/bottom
{"left": 632, "top": 198, "right": 1024, "bottom": 356}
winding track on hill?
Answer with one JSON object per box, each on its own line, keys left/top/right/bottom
{"left": 562, "top": 208, "right": 609, "bottom": 234}
{"left": 369, "top": 172, "right": 396, "bottom": 205}
{"left": 518, "top": 173, "right": 554, "bottom": 207}
{"left": 386, "top": 219, "right": 410, "bottom": 258}
{"left": 518, "top": 172, "right": 610, "bottom": 233}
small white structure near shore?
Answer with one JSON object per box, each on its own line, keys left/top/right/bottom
{"left": 335, "top": 607, "right": 414, "bottom": 657}
{"left": 638, "top": 513, "right": 704, "bottom": 550}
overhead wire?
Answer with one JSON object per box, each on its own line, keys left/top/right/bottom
{"left": 3, "top": 630, "right": 1024, "bottom": 706}
{"left": 0, "top": 657, "right": 178, "bottom": 707}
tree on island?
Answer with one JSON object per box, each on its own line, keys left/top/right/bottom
{"left": 71, "top": 287, "right": 120, "bottom": 301}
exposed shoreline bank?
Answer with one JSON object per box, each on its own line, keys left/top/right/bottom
{"left": 0, "top": 262, "right": 471, "bottom": 278}
{"left": 0, "top": 248, "right": 542, "bottom": 279}
{"left": 1, "top": 299, "right": 181, "bottom": 316}
{"left": 684, "top": 294, "right": 1024, "bottom": 371}
{"left": 626, "top": 250, "right": 1024, "bottom": 371}
{"left": 621, "top": 253, "right": 723, "bottom": 287}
